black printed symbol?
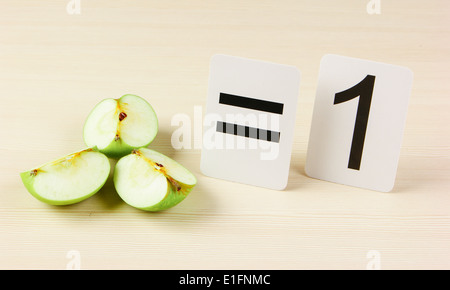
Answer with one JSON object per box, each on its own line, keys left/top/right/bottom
{"left": 216, "top": 93, "right": 283, "bottom": 143}
{"left": 334, "top": 75, "right": 375, "bottom": 171}
{"left": 219, "top": 93, "right": 284, "bottom": 114}
{"left": 216, "top": 121, "right": 280, "bottom": 143}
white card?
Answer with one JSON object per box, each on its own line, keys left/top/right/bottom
{"left": 305, "top": 54, "right": 413, "bottom": 192}
{"left": 200, "top": 54, "right": 301, "bottom": 190}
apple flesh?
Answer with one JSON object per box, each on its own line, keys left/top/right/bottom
{"left": 83, "top": 94, "right": 158, "bottom": 158}
{"left": 113, "top": 148, "right": 196, "bottom": 211}
{"left": 20, "top": 148, "right": 110, "bottom": 205}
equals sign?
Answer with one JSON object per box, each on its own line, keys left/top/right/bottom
{"left": 217, "top": 92, "right": 283, "bottom": 143}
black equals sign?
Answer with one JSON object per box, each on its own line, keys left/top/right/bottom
{"left": 217, "top": 92, "right": 283, "bottom": 143}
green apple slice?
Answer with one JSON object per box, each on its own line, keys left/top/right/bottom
{"left": 83, "top": 94, "right": 158, "bottom": 158}
{"left": 20, "top": 148, "right": 110, "bottom": 205}
{"left": 113, "top": 148, "right": 196, "bottom": 211}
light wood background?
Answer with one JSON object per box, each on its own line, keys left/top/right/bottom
{"left": 1, "top": 0, "right": 449, "bottom": 270}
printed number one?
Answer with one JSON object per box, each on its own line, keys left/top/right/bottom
{"left": 334, "top": 75, "right": 376, "bottom": 170}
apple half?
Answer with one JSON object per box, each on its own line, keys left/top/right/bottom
{"left": 83, "top": 94, "right": 158, "bottom": 158}
{"left": 20, "top": 148, "right": 110, "bottom": 205}
{"left": 114, "top": 148, "right": 196, "bottom": 211}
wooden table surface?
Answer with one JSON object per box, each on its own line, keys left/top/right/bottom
{"left": 1, "top": 0, "right": 449, "bottom": 270}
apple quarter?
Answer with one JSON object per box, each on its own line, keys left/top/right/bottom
{"left": 83, "top": 94, "right": 158, "bottom": 158}
{"left": 20, "top": 148, "right": 110, "bottom": 205}
{"left": 200, "top": 54, "right": 301, "bottom": 190}
{"left": 114, "top": 148, "right": 197, "bottom": 211}
{"left": 305, "top": 54, "right": 413, "bottom": 192}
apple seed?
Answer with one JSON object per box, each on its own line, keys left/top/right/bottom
{"left": 30, "top": 169, "right": 38, "bottom": 177}
{"left": 119, "top": 112, "right": 127, "bottom": 121}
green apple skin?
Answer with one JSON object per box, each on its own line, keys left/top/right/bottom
{"left": 133, "top": 180, "right": 195, "bottom": 212}
{"left": 113, "top": 148, "right": 196, "bottom": 212}
{"left": 83, "top": 94, "right": 158, "bottom": 159}
{"left": 93, "top": 137, "right": 136, "bottom": 159}
{"left": 129, "top": 181, "right": 193, "bottom": 212}
{"left": 20, "top": 171, "right": 108, "bottom": 206}
{"left": 20, "top": 148, "right": 110, "bottom": 206}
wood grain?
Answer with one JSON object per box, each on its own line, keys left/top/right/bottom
{"left": 0, "top": 0, "right": 449, "bottom": 269}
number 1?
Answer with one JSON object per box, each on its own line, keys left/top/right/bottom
{"left": 334, "top": 75, "right": 375, "bottom": 170}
